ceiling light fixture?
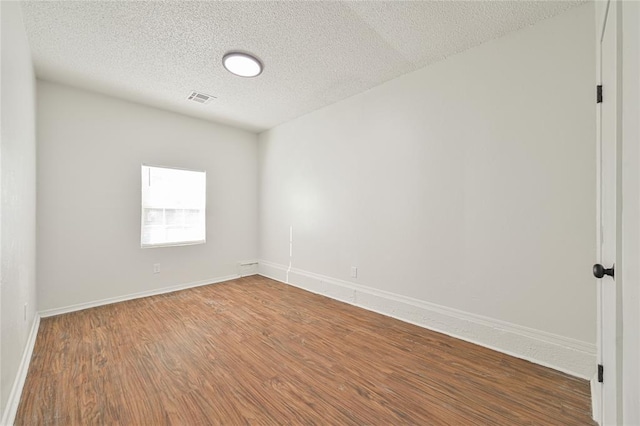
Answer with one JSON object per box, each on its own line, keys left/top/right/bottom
{"left": 222, "top": 52, "right": 263, "bottom": 78}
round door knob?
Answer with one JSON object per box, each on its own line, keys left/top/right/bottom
{"left": 593, "top": 264, "right": 614, "bottom": 279}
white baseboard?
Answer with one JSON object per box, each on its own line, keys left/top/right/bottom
{"left": 238, "top": 260, "right": 259, "bottom": 277}
{"left": 258, "top": 260, "right": 596, "bottom": 379}
{"left": 1, "top": 314, "right": 40, "bottom": 426}
{"left": 39, "top": 274, "right": 240, "bottom": 318}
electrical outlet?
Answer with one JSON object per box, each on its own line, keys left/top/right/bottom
{"left": 351, "top": 266, "right": 358, "bottom": 278}
{"left": 24, "top": 303, "right": 27, "bottom": 321}
{"left": 153, "top": 263, "right": 160, "bottom": 274}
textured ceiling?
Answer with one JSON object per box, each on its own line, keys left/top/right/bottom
{"left": 21, "top": 1, "right": 583, "bottom": 133}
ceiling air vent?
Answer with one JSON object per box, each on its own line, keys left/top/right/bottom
{"left": 187, "top": 91, "right": 216, "bottom": 105}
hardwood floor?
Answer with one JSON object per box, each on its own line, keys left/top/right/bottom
{"left": 16, "top": 275, "right": 594, "bottom": 425}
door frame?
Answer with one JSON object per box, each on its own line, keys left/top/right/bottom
{"left": 595, "top": 1, "right": 621, "bottom": 423}
{"left": 594, "top": 1, "right": 640, "bottom": 424}
{"left": 619, "top": 2, "right": 640, "bottom": 424}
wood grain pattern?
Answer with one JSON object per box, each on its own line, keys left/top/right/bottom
{"left": 16, "top": 276, "right": 594, "bottom": 425}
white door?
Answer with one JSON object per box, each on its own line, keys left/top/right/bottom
{"left": 595, "top": 0, "right": 622, "bottom": 424}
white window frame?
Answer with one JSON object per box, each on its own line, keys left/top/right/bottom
{"left": 140, "top": 164, "right": 207, "bottom": 248}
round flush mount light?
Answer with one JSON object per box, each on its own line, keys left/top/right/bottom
{"left": 222, "top": 52, "right": 263, "bottom": 78}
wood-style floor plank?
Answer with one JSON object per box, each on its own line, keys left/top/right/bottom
{"left": 16, "top": 275, "right": 595, "bottom": 425}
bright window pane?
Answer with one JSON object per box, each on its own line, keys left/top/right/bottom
{"left": 141, "top": 165, "right": 206, "bottom": 247}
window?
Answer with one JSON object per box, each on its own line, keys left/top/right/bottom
{"left": 141, "top": 165, "right": 206, "bottom": 248}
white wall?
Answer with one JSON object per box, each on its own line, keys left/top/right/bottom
{"left": 37, "top": 81, "right": 258, "bottom": 312}
{"left": 0, "top": 1, "right": 38, "bottom": 420}
{"left": 259, "top": 4, "right": 596, "bottom": 375}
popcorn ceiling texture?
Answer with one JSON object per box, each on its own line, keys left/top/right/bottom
{"left": 21, "top": 1, "right": 583, "bottom": 132}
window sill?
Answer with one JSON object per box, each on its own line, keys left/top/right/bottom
{"left": 141, "top": 240, "right": 206, "bottom": 249}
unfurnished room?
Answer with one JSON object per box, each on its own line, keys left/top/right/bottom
{"left": 1, "top": 0, "right": 639, "bottom": 425}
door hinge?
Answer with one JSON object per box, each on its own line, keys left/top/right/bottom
{"left": 597, "top": 85, "right": 603, "bottom": 103}
{"left": 598, "top": 364, "right": 604, "bottom": 383}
